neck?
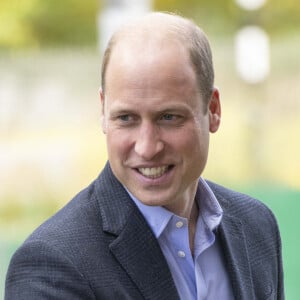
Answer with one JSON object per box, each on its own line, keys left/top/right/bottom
{"left": 164, "top": 181, "right": 199, "bottom": 220}
{"left": 188, "top": 200, "right": 199, "bottom": 256}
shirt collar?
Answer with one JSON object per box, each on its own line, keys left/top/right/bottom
{"left": 125, "top": 188, "right": 173, "bottom": 238}
{"left": 124, "top": 177, "right": 223, "bottom": 238}
{"left": 197, "top": 177, "right": 223, "bottom": 231}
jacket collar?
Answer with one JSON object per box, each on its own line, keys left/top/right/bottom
{"left": 95, "top": 162, "right": 180, "bottom": 300}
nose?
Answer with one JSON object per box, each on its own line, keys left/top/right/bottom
{"left": 134, "top": 121, "right": 164, "bottom": 160}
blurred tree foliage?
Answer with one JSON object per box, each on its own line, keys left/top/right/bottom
{"left": 154, "top": 0, "right": 300, "bottom": 36}
{"left": 0, "top": 0, "right": 98, "bottom": 49}
{"left": 0, "top": 0, "right": 299, "bottom": 49}
{"left": 28, "top": 0, "right": 98, "bottom": 46}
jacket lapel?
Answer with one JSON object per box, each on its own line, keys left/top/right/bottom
{"left": 109, "top": 210, "right": 180, "bottom": 300}
{"left": 97, "top": 163, "right": 180, "bottom": 300}
{"left": 218, "top": 215, "right": 255, "bottom": 300}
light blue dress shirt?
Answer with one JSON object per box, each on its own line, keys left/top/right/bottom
{"left": 126, "top": 178, "right": 234, "bottom": 300}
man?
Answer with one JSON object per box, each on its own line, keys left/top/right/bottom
{"left": 5, "top": 12, "right": 284, "bottom": 299}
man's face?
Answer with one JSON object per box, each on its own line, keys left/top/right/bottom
{"left": 101, "top": 40, "right": 220, "bottom": 214}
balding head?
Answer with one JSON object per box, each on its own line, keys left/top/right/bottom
{"left": 101, "top": 12, "right": 214, "bottom": 107}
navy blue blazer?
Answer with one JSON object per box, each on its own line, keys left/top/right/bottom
{"left": 5, "top": 162, "right": 284, "bottom": 299}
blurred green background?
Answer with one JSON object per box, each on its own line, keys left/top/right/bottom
{"left": 1, "top": 0, "right": 300, "bottom": 298}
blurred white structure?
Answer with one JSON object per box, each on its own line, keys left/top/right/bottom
{"left": 235, "top": 26, "right": 270, "bottom": 84}
{"left": 235, "top": 0, "right": 266, "bottom": 10}
{"left": 234, "top": 0, "right": 269, "bottom": 83}
{"left": 98, "top": 0, "right": 152, "bottom": 53}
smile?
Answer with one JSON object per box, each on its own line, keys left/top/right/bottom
{"left": 137, "top": 166, "right": 170, "bottom": 179}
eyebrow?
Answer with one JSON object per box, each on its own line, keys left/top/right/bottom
{"left": 108, "top": 102, "right": 193, "bottom": 115}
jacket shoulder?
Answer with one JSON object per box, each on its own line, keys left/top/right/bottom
{"left": 206, "top": 180, "right": 276, "bottom": 221}
{"left": 206, "top": 180, "right": 282, "bottom": 243}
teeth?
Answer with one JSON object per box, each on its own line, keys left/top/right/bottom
{"left": 138, "top": 166, "right": 168, "bottom": 178}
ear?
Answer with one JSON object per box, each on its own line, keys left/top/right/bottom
{"left": 208, "top": 88, "right": 221, "bottom": 133}
{"left": 99, "top": 87, "right": 106, "bottom": 134}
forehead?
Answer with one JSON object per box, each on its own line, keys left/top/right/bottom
{"left": 106, "top": 37, "right": 196, "bottom": 89}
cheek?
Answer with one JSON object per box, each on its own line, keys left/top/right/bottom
{"left": 179, "top": 128, "right": 209, "bottom": 162}
{"left": 170, "top": 126, "right": 207, "bottom": 149}
{"left": 106, "top": 129, "right": 132, "bottom": 158}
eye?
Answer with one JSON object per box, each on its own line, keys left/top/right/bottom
{"left": 118, "top": 115, "right": 130, "bottom": 122}
{"left": 159, "top": 112, "right": 186, "bottom": 127}
{"left": 162, "top": 113, "right": 175, "bottom": 121}
{"left": 115, "top": 114, "right": 138, "bottom": 127}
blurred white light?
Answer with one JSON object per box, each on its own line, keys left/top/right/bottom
{"left": 235, "top": 0, "right": 267, "bottom": 10}
{"left": 98, "top": 0, "right": 152, "bottom": 53}
{"left": 235, "top": 26, "right": 270, "bottom": 84}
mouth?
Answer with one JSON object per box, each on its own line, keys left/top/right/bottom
{"left": 136, "top": 165, "right": 173, "bottom": 179}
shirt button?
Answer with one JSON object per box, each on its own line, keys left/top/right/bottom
{"left": 176, "top": 221, "right": 184, "bottom": 228}
{"left": 177, "top": 251, "right": 186, "bottom": 258}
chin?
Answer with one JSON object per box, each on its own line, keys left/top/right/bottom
{"left": 133, "top": 189, "right": 173, "bottom": 207}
